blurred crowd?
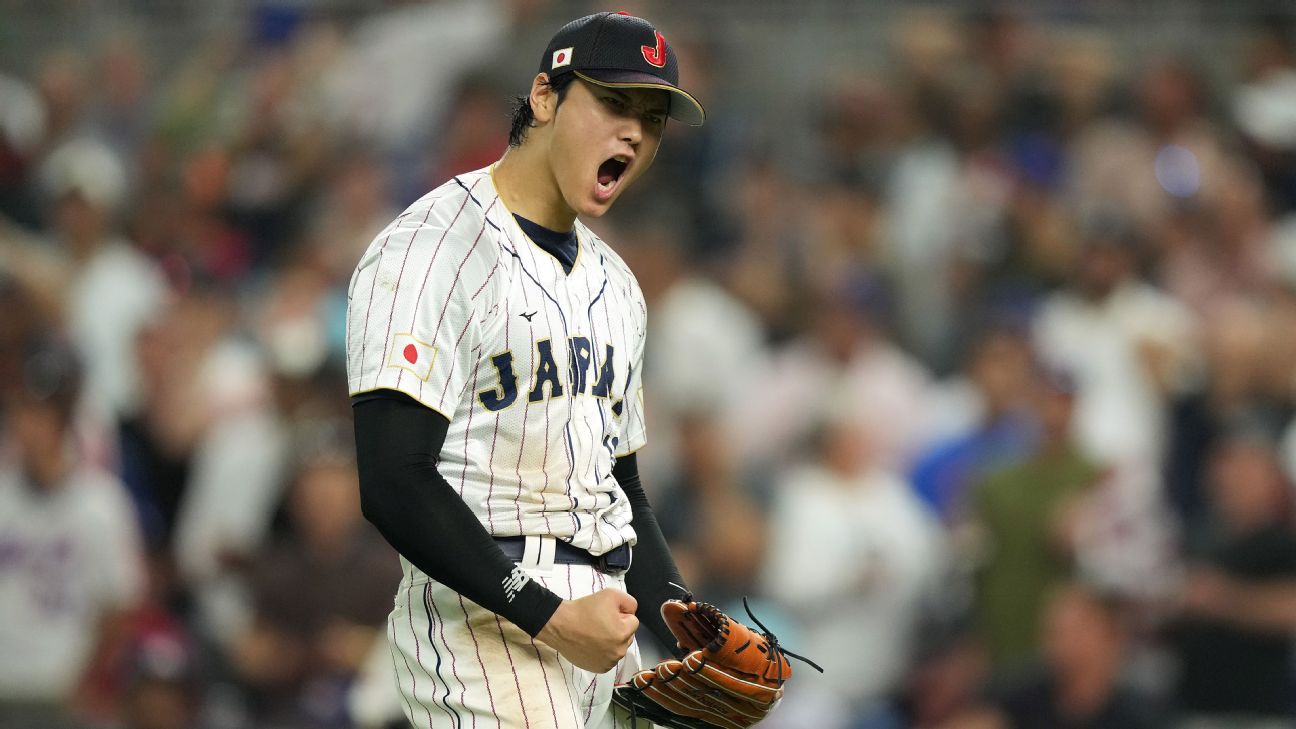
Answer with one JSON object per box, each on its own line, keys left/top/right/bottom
{"left": 3, "top": 1, "right": 1296, "bottom": 728}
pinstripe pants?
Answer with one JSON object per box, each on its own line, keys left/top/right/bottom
{"left": 388, "top": 563, "right": 646, "bottom": 729}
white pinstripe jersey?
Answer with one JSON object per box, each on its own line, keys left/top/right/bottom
{"left": 346, "top": 167, "right": 646, "bottom": 582}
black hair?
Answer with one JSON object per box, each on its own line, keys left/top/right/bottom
{"left": 19, "top": 336, "right": 82, "bottom": 426}
{"left": 508, "top": 74, "right": 577, "bottom": 147}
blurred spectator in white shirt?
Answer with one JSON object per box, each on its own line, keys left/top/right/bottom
{"left": 618, "top": 216, "right": 769, "bottom": 493}
{"left": 0, "top": 340, "right": 145, "bottom": 727}
{"left": 733, "top": 278, "right": 936, "bottom": 475}
{"left": 39, "top": 138, "right": 167, "bottom": 428}
{"left": 1033, "top": 212, "right": 1195, "bottom": 469}
{"left": 761, "top": 410, "right": 945, "bottom": 720}
{"left": 133, "top": 278, "right": 289, "bottom": 649}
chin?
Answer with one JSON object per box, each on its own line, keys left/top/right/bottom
{"left": 581, "top": 201, "right": 614, "bottom": 218}
{"left": 572, "top": 191, "right": 619, "bottom": 218}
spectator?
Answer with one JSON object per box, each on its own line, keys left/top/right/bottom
{"left": 0, "top": 340, "right": 145, "bottom": 727}
{"left": 761, "top": 409, "right": 945, "bottom": 719}
{"left": 230, "top": 421, "right": 400, "bottom": 728}
{"left": 733, "top": 278, "right": 935, "bottom": 475}
{"left": 1032, "top": 211, "right": 1195, "bottom": 468}
{"left": 962, "top": 582, "right": 1164, "bottom": 729}
{"left": 119, "top": 633, "right": 203, "bottom": 729}
{"left": 0, "top": 71, "right": 47, "bottom": 229}
{"left": 1164, "top": 300, "right": 1281, "bottom": 549}
{"left": 622, "top": 214, "right": 768, "bottom": 491}
{"left": 135, "top": 278, "right": 290, "bottom": 648}
{"left": 1170, "top": 429, "right": 1296, "bottom": 726}
{"left": 39, "top": 137, "right": 167, "bottom": 431}
{"left": 911, "top": 326, "right": 1038, "bottom": 523}
{"left": 969, "top": 368, "right": 1104, "bottom": 670}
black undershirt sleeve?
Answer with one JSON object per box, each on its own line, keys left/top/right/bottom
{"left": 352, "top": 390, "right": 563, "bottom": 637}
{"left": 613, "top": 454, "right": 690, "bottom": 657}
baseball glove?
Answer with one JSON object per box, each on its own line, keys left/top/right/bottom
{"left": 612, "top": 597, "right": 820, "bottom": 729}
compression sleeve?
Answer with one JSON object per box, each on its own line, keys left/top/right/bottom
{"left": 614, "top": 454, "right": 690, "bottom": 656}
{"left": 352, "top": 390, "right": 563, "bottom": 637}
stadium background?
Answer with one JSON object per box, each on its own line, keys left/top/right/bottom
{"left": 2, "top": 0, "right": 1296, "bottom": 727}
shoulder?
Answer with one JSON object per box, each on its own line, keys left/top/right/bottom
{"left": 0, "top": 469, "right": 21, "bottom": 505}
{"left": 577, "top": 225, "right": 633, "bottom": 275}
{"left": 391, "top": 169, "right": 498, "bottom": 238}
{"left": 1123, "top": 282, "right": 1193, "bottom": 324}
{"left": 359, "top": 169, "right": 507, "bottom": 273}
{"left": 81, "top": 240, "right": 164, "bottom": 290}
{"left": 66, "top": 468, "right": 138, "bottom": 525}
{"left": 578, "top": 224, "right": 645, "bottom": 305}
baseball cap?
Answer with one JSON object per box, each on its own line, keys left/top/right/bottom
{"left": 39, "top": 137, "right": 128, "bottom": 212}
{"left": 17, "top": 337, "right": 82, "bottom": 420}
{"left": 540, "top": 12, "right": 705, "bottom": 126}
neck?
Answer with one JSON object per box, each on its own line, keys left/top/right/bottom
{"left": 305, "top": 527, "right": 355, "bottom": 561}
{"left": 493, "top": 144, "right": 577, "bottom": 231}
{"left": 25, "top": 450, "right": 69, "bottom": 492}
{"left": 1057, "top": 658, "right": 1117, "bottom": 719}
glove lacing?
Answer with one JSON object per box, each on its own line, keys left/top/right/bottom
{"left": 619, "top": 593, "right": 822, "bottom": 728}
{"left": 736, "top": 597, "right": 823, "bottom": 681}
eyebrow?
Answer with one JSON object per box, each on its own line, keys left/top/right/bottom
{"left": 604, "top": 88, "right": 669, "bottom": 117}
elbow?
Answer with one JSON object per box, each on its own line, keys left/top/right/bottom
{"left": 360, "top": 503, "right": 390, "bottom": 538}
{"left": 359, "top": 491, "right": 382, "bottom": 529}
{"left": 358, "top": 473, "right": 396, "bottom": 534}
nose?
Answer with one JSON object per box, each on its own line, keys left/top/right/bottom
{"left": 619, "top": 117, "right": 643, "bottom": 147}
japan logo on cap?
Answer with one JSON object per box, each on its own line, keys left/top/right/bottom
{"left": 552, "top": 47, "right": 573, "bottom": 69}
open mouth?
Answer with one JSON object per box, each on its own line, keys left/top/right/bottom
{"left": 596, "top": 156, "right": 629, "bottom": 196}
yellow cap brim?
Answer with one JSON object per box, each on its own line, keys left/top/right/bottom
{"left": 573, "top": 70, "right": 705, "bottom": 126}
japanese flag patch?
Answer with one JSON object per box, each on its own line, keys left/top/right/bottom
{"left": 388, "top": 333, "right": 437, "bottom": 381}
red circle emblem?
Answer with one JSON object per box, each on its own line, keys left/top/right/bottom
{"left": 403, "top": 344, "right": 418, "bottom": 364}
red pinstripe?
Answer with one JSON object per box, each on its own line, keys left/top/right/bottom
{"left": 386, "top": 192, "right": 464, "bottom": 393}
{"left": 503, "top": 225, "right": 552, "bottom": 534}
{"left": 427, "top": 588, "right": 469, "bottom": 727}
{"left": 405, "top": 583, "right": 440, "bottom": 728}
{"left": 358, "top": 201, "right": 436, "bottom": 387}
{"left": 493, "top": 614, "right": 531, "bottom": 727}
{"left": 517, "top": 230, "right": 566, "bottom": 533}
{"left": 539, "top": 570, "right": 586, "bottom": 727}
{"left": 393, "top": 180, "right": 481, "bottom": 395}
{"left": 440, "top": 315, "right": 476, "bottom": 407}
{"left": 457, "top": 360, "right": 482, "bottom": 500}
{"left": 387, "top": 594, "right": 419, "bottom": 725}
{"left": 531, "top": 636, "right": 562, "bottom": 728}
{"left": 582, "top": 568, "right": 606, "bottom": 724}
{"left": 456, "top": 594, "right": 498, "bottom": 727}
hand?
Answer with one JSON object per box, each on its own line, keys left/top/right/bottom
{"left": 1180, "top": 568, "right": 1235, "bottom": 619}
{"left": 537, "top": 588, "right": 638, "bottom": 673}
{"left": 318, "top": 620, "right": 382, "bottom": 671}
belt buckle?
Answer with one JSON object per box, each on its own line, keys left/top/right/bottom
{"left": 597, "top": 543, "right": 631, "bottom": 572}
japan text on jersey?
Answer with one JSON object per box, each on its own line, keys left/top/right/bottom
{"left": 345, "top": 167, "right": 646, "bottom": 562}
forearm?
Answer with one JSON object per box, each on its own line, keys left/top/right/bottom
{"left": 614, "top": 454, "right": 689, "bottom": 655}
{"left": 74, "top": 608, "right": 134, "bottom": 712}
{"left": 353, "top": 393, "right": 562, "bottom": 637}
{"left": 1222, "top": 581, "right": 1296, "bottom": 633}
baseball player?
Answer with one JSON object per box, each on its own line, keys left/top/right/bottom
{"left": 347, "top": 12, "right": 704, "bottom": 729}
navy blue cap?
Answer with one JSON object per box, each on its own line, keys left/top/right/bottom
{"left": 540, "top": 12, "right": 705, "bottom": 126}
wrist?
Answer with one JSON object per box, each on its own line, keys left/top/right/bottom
{"left": 515, "top": 579, "right": 564, "bottom": 637}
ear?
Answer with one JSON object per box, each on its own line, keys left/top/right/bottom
{"left": 530, "top": 73, "right": 560, "bottom": 125}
